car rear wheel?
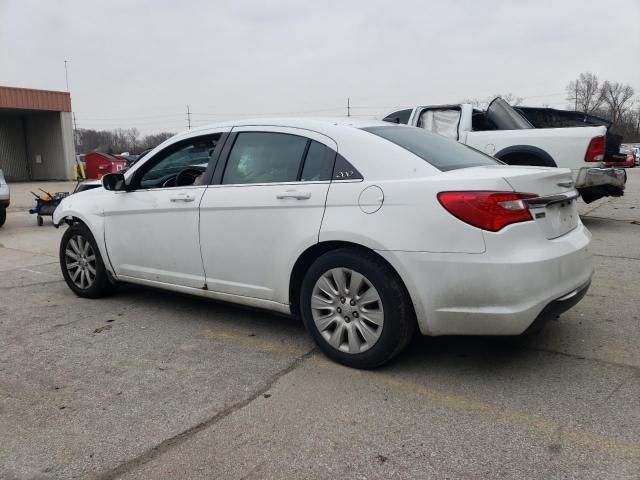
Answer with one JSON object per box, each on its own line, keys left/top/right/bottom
{"left": 60, "top": 223, "right": 116, "bottom": 298}
{"left": 300, "top": 248, "right": 415, "bottom": 369}
{"left": 0, "top": 206, "right": 6, "bottom": 227}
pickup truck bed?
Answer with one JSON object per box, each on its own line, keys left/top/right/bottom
{"left": 383, "top": 98, "right": 626, "bottom": 203}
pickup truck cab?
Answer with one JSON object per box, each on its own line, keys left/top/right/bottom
{"left": 384, "top": 98, "right": 626, "bottom": 203}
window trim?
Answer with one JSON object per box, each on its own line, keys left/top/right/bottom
{"left": 214, "top": 130, "right": 337, "bottom": 186}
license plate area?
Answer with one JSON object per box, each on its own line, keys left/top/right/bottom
{"left": 532, "top": 200, "right": 578, "bottom": 239}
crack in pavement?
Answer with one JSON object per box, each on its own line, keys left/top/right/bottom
{"left": 594, "top": 253, "right": 640, "bottom": 261}
{"left": 526, "top": 345, "right": 639, "bottom": 372}
{"left": 0, "top": 245, "right": 57, "bottom": 257}
{"left": 582, "top": 215, "right": 640, "bottom": 225}
{"left": 92, "top": 347, "right": 317, "bottom": 480}
{"left": 0, "top": 279, "right": 64, "bottom": 290}
{"left": 604, "top": 371, "right": 638, "bottom": 403}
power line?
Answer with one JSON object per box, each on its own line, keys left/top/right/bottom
{"left": 79, "top": 113, "right": 185, "bottom": 120}
{"left": 190, "top": 106, "right": 344, "bottom": 117}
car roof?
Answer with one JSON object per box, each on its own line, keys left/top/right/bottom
{"left": 171, "top": 117, "right": 393, "bottom": 142}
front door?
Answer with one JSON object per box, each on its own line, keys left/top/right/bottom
{"left": 199, "top": 127, "right": 337, "bottom": 303}
{"left": 103, "top": 131, "right": 225, "bottom": 288}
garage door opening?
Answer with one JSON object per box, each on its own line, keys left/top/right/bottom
{"left": 0, "top": 86, "right": 75, "bottom": 181}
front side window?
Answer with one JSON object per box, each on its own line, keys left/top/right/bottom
{"left": 222, "top": 132, "right": 308, "bottom": 185}
{"left": 138, "top": 134, "right": 221, "bottom": 188}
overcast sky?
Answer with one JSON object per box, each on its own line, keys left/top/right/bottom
{"left": 2, "top": 0, "right": 639, "bottom": 134}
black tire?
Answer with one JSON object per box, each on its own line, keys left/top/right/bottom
{"left": 0, "top": 206, "right": 5, "bottom": 227}
{"left": 300, "top": 248, "right": 416, "bottom": 369}
{"left": 59, "top": 222, "right": 117, "bottom": 298}
{"left": 37, "top": 215, "right": 43, "bottom": 226}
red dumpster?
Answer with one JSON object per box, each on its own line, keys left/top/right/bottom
{"left": 85, "top": 152, "right": 128, "bottom": 179}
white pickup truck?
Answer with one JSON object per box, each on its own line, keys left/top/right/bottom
{"left": 383, "top": 98, "right": 626, "bottom": 202}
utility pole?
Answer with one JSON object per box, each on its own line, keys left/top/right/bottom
{"left": 72, "top": 112, "right": 79, "bottom": 151}
{"left": 64, "top": 60, "right": 70, "bottom": 91}
{"left": 65, "top": 59, "right": 81, "bottom": 178}
{"left": 186, "top": 104, "right": 191, "bottom": 129}
{"left": 347, "top": 97, "right": 350, "bottom": 117}
{"left": 65, "top": 62, "right": 77, "bottom": 146}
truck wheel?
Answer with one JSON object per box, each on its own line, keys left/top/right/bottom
{"left": 60, "top": 223, "right": 117, "bottom": 298}
{"left": 499, "top": 152, "right": 556, "bottom": 168}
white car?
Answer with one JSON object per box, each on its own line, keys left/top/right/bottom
{"left": 53, "top": 118, "right": 593, "bottom": 368}
{"left": 0, "top": 169, "right": 10, "bottom": 227}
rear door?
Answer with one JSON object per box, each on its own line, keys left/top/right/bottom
{"left": 199, "top": 127, "right": 337, "bottom": 303}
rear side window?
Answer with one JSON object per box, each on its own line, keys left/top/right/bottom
{"left": 300, "top": 141, "right": 333, "bottom": 181}
{"left": 383, "top": 109, "right": 412, "bottom": 124}
{"left": 222, "top": 132, "right": 308, "bottom": 184}
{"left": 362, "top": 126, "right": 501, "bottom": 171}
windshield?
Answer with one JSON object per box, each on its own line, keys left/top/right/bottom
{"left": 487, "top": 97, "right": 533, "bottom": 130}
{"left": 362, "top": 126, "right": 502, "bottom": 172}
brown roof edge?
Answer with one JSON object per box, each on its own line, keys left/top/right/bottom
{"left": 0, "top": 85, "right": 72, "bottom": 112}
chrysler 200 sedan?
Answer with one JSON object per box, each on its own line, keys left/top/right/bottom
{"left": 53, "top": 118, "right": 593, "bottom": 368}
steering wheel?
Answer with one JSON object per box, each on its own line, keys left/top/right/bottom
{"left": 175, "top": 167, "right": 205, "bottom": 187}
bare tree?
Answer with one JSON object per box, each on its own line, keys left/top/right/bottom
{"left": 566, "top": 72, "right": 603, "bottom": 113}
{"left": 76, "top": 127, "right": 167, "bottom": 154}
{"left": 498, "top": 93, "right": 524, "bottom": 106}
{"left": 140, "top": 132, "right": 174, "bottom": 150}
{"left": 460, "top": 97, "right": 484, "bottom": 108}
{"left": 600, "top": 81, "right": 635, "bottom": 124}
{"left": 460, "top": 93, "right": 523, "bottom": 109}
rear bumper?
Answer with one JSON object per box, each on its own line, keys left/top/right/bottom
{"left": 378, "top": 223, "right": 593, "bottom": 336}
{"left": 523, "top": 279, "right": 590, "bottom": 334}
{"left": 575, "top": 167, "right": 626, "bottom": 203}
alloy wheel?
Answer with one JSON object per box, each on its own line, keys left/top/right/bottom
{"left": 311, "top": 267, "right": 384, "bottom": 354}
{"left": 65, "top": 235, "right": 97, "bottom": 289}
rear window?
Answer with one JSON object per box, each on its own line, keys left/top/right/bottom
{"left": 362, "top": 126, "right": 501, "bottom": 171}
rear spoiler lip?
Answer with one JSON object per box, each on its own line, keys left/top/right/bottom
{"left": 524, "top": 190, "right": 580, "bottom": 207}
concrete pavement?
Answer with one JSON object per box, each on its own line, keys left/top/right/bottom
{"left": 1, "top": 172, "right": 639, "bottom": 479}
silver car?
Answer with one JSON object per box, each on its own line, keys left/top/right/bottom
{"left": 0, "top": 169, "right": 9, "bottom": 227}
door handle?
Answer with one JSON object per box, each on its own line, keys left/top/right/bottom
{"left": 276, "top": 190, "right": 311, "bottom": 200}
{"left": 170, "top": 193, "right": 195, "bottom": 202}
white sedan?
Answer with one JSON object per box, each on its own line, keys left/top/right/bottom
{"left": 53, "top": 118, "right": 593, "bottom": 368}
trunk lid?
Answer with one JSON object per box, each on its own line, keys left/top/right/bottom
{"left": 442, "top": 165, "right": 579, "bottom": 239}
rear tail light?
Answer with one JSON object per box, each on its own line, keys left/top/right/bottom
{"left": 585, "top": 136, "right": 605, "bottom": 162}
{"left": 437, "top": 191, "right": 537, "bottom": 232}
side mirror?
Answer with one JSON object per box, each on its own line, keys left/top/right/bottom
{"left": 102, "top": 173, "right": 127, "bottom": 191}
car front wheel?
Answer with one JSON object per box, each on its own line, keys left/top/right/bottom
{"left": 300, "top": 248, "right": 415, "bottom": 369}
{"left": 59, "top": 223, "right": 116, "bottom": 298}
